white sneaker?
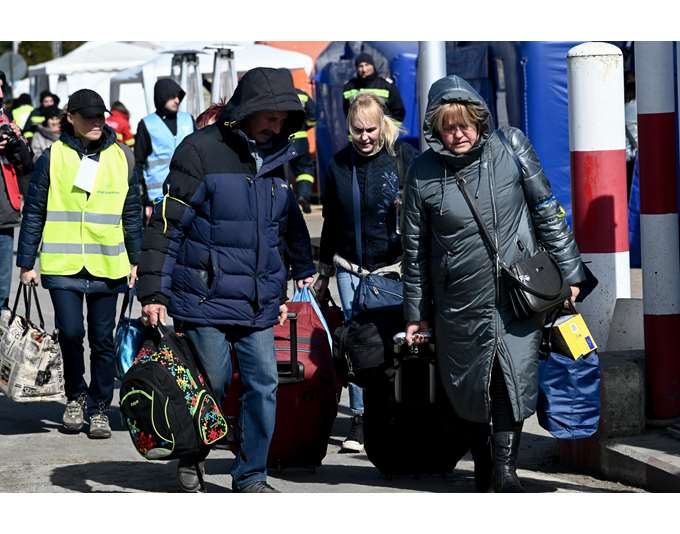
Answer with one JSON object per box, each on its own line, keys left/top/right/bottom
{"left": 341, "top": 415, "right": 364, "bottom": 453}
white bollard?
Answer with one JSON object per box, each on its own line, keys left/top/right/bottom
{"left": 636, "top": 41, "right": 680, "bottom": 419}
{"left": 567, "top": 42, "right": 630, "bottom": 350}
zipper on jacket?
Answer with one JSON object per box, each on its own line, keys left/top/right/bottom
{"left": 248, "top": 176, "right": 260, "bottom": 314}
{"left": 487, "top": 150, "right": 501, "bottom": 419}
{"left": 488, "top": 142, "right": 522, "bottom": 422}
{"left": 271, "top": 179, "right": 276, "bottom": 218}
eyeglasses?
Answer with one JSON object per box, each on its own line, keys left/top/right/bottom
{"left": 441, "top": 123, "right": 476, "bottom": 134}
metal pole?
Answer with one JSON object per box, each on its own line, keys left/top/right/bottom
{"left": 417, "top": 41, "right": 447, "bottom": 150}
{"left": 567, "top": 42, "right": 630, "bottom": 350}
{"left": 211, "top": 48, "right": 237, "bottom": 103}
{"left": 636, "top": 41, "right": 680, "bottom": 420}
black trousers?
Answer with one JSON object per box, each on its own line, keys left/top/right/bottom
{"left": 461, "top": 356, "right": 521, "bottom": 451}
{"left": 490, "top": 357, "right": 521, "bottom": 433}
{"left": 49, "top": 289, "right": 119, "bottom": 414}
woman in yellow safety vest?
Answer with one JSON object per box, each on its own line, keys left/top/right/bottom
{"left": 16, "top": 89, "right": 143, "bottom": 439}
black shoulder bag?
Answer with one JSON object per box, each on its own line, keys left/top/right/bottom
{"left": 456, "top": 131, "right": 570, "bottom": 318}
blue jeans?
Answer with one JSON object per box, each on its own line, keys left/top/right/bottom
{"left": 336, "top": 266, "right": 364, "bottom": 415}
{"left": 49, "top": 289, "right": 119, "bottom": 414}
{"left": 184, "top": 324, "right": 278, "bottom": 491}
{"left": 0, "top": 228, "right": 14, "bottom": 309}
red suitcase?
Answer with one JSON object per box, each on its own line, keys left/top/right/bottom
{"left": 222, "top": 301, "right": 340, "bottom": 469}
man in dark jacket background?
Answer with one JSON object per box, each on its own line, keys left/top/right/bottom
{"left": 0, "top": 71, "right": 33, "bottom": 308}
{"left": 134, "top": 79, "right": 195, "bottom": 221}
{"left": 290, "top": 87, "right": 317, "bottom": 213}
{"left": 342, "top": 53, "right": 405, "bottom": 125}
{"left": 138, "top": 67, "right": 315, "bottom": 493}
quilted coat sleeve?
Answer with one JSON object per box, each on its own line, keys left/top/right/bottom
{"left": 16, "top": 150, "right": 50, "bottom": 269}
{"left": 504, "top": 127, "right": 586, "bottom": 286}
{"left": 137, "top": 139, "right": 205, "bottom": 307}
{"left": 401, "top": 159, "right": 432, "bottom": 322}
{"left": 120, "top": 144, "right": 143, "bottom": 265}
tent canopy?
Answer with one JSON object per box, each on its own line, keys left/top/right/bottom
{"left": 110, "top": 42, "right": 314, "bottom": 124}
{"left": 111, "top": 42, "right": 313, "bottom": 86}
{"left": 28, "top": 41, "right": 157, "bottom": 76}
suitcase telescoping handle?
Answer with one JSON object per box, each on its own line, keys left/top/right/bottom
{"left": 277, "top": 312, "right": 304, "bottom": 384}
{"left": 288, "top": 312, "right": 298, "bottom": 375}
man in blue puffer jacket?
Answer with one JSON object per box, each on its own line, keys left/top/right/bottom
{"left": 137, "top": 67, "right": 315, "bottom": 493}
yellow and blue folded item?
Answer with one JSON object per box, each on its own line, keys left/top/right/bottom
{"left": 551, "top": 313, "right": 597, "bottom": 360}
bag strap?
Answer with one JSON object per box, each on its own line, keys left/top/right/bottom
{"left": 22, "top": 283, "right": 45, "bottom": 331}
{"left": 456, "top": 176, "right": 501, "bottom": 260}
{"left": 9, "top": 283, "right": 24, "bottom": 321}
{"left": 118, "top": 287, "right": 135, "bottom": 323}
{"left": 350, "top": 151, "right": 365, "bottom": 272}
{"left": 28, "top": 283, "right": 45, "bottom": 331}
{"left": 457, "top": 175, "right": 564, "bottom": 299}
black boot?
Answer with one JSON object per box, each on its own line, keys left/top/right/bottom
{"left": 468, "top": 423, "right": 493, "bottom": 492}
{"left": 492, "top": 428, "right": 525, "bottom": 493}
{"left": 472, "top": 439, "right": 493, "bottom": 492}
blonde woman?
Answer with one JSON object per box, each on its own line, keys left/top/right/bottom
{"left": 314, "top": 93, "right": 418, "bottom": 452}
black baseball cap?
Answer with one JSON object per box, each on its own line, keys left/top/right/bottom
{"left": 67, "top": 89, "right": 109, "bottom": 118}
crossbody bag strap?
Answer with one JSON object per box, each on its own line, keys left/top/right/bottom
{"left": 351, "top": 153, "right": 364, "bottom": 272}
{"left": 456, "top": 177, "right": 501, "bottom": 261}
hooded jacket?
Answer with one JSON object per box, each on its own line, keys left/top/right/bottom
{"left": 16, "top": 124, "right": 143, "bottom": 283}
{"left": 402, "top": 75, "right": 585, "bottom": 423}
{"left": 137, "top": 67, "right": 315, "bottom": 328}
{"left": 134, "top": 79, "right": 195, "bottom": 204}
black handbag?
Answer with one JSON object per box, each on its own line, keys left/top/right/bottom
{"left": 455, "top": 140, "right": 569, "bottom": 318}
{"left": 332, "top": 308, "right": 402, "bottom": 388}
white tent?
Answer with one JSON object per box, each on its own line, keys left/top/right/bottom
{"left": 110, "top": 42, "right": 314, "bottom": 129}
{"left": 28, "top": 41, "right": 158, "bottom": 113}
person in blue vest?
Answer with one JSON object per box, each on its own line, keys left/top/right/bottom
{"left": 134, "top": 79, "right": 195, "bottom": 222}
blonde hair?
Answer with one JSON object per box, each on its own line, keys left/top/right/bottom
{"left": 347, "top": 93, "right": 402, "bottom": 156}
{"left": 431, "top": 101, "right": 486, "bottom": 137}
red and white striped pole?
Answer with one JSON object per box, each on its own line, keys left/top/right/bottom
{"left": 636, "top": 41, "right": 680, "bottom": 420}
{"left": 568, "top": 42, "right": 630, "bottom": 349}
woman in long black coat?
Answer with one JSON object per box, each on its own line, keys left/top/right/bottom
{"left": 402, "top": 75, "right": 585, "bottom": 492}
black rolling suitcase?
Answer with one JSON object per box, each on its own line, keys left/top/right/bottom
{"left": 362, "top": 332, "right": 469, "bottom": 477}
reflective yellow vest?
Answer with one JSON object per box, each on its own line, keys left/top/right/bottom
{"left": 40, "top": 140, "right": 130, "bottom": 279}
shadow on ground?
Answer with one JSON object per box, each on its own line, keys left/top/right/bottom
{"left": 50, "top": 460, "right": 231, "bottom": 493}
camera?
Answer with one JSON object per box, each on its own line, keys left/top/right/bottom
{"left": 0, "top": 124, "right": 22, "bottom": 152}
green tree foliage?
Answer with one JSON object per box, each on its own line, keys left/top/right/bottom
{"left": 0, "top": 41, "right": 86, "bottom": 66}
{"left": 18, "top": 42, "right": 53, "bottom": 65}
